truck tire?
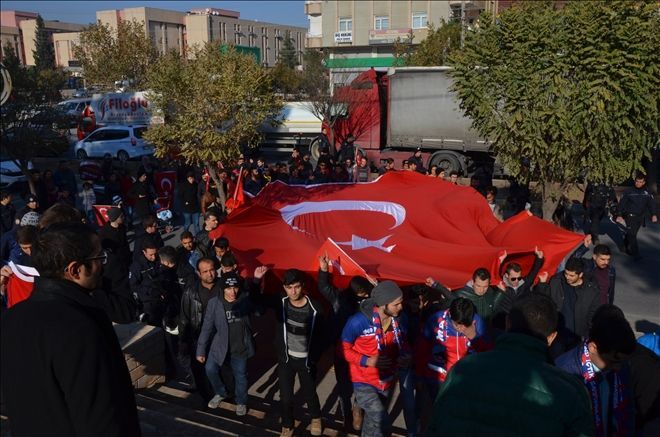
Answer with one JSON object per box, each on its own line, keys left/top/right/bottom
{"left": 309, "top": 136, "right": 323, "bottom": 165}
{"left": 430, "top": 152, "right": 463, "bottom": 175}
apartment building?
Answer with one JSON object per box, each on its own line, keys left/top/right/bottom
{"left": 0, "top": 10, "right": 84, "bottom": 67}
{"left": 97, "top": 7, "right": 306, "bottom": 67}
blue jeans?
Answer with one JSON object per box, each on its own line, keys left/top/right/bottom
{"left": 354, "top": 384, "right": 394, "bottom": 437}
{"left": 182, "top": 212, "right": 200, "bottom": 235}
{"left": 205, "top": 355, "right": 248, "bottom": 405}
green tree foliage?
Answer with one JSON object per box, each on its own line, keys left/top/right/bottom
{"left": 395, "top": 21, "right": 461, "bottom": 66}
{"left": 449, "top": 1, "right": 660, "bottom": 218}
{"left": 143, "top": 43, "right": 283, "bottom": 206}
{"left": 279, "top": 30, "right": 299, "bottom": 69}
{"left": 33, "top": 15, "right": 55, "bottom": 71}
{"left": 270, "top": 61, "right": 301, "bottom": 100}
{"left": 73, "top": 19, "right": 157, "bottom": 90}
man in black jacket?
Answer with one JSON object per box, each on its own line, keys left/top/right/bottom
{"left": 179, "top": 171, "right": 201, "bottom": 235}
{"left": 129, "top": 236, "right": 163, "bottom": 326}
{"left": 584, "top": 244, "right": 616, "bottom": 306}
{"left": 317, "top": 254, "right": 373, "bottom": 431}
{"left": 496, "top": 247, "right": 545, "bottom": 317}
{"left": 615, "top": 172, "right": 657, "bottom": 259}
{"left": 133, "top": 214, "right": 164, "bottom": 255}
{"left": 0, "top": 190, "right": 15, "bottom": 234}
{"left": 583, "top": 181, "right": 618, "bottom": 244}
{"left": 1, "top": 222, "right": 141, "bottom": 437}
{"left": 178, "top": 257, "right": 220, "bottom": 401}
{"left": 536, "top": 257, "right": 601, "bottom": 357}
{"left": 264, "top": 269, "right": 325, "bottom": 437}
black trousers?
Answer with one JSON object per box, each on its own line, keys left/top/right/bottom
{"left": 278, "top": 357, "right": 321, "bottom": 428}
{"left": 623, "top": 214, "right": 644, "bottom": 257}
{"left": 587, "top": 207, "right": 606, "bottom": 242}
{"left": 179, "top": 337, "right": 214, "bottom": 402}
{"left": 334, "top": 352, "right": 354, "bottom": 418}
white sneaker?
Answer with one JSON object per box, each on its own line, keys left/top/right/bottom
{"left": 236, "top": 404, "right": 247, "bottom": 416}
{"left": 207, "top": 394, "right": 224, "bottom": 409}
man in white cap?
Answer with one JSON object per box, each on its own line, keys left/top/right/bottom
{"left": 341, "top": 280, "right": 409, "bottom": 437}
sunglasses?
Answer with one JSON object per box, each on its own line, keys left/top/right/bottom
{"left": 85, "top": 250, "right": 108, "bottom": 265}
{"left": 508, "top": 276, "right": 522, "bottom": 282}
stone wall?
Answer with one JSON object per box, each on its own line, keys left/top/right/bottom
{"left": 114, "top": 322, "right": 166, "bottom": 389}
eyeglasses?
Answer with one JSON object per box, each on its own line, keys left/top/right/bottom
{"left": 85, "top": 250, "right": 108, "bottom": 265}
{"left": 508, "top": 276, "right": 522, "bottom": 282}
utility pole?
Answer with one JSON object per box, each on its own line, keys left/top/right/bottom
{"left": 460, "top": 0, "right": 466, "bottom": 49}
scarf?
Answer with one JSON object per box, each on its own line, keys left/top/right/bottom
{"left": 372, "top": 306, "right": 402, "bottom": 351}
{"left": 372, "top": 306, "right": 402, "bottom": 384}
{"left": 580, "top": 341, "right": 632, "bottom": 436}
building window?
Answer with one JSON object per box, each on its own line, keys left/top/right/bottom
{"left": 374, "top": 16, "right": 389, "bottom": 30}
{"left": 412, "top": 12, "right": 428, "bottom": 29}
{"left": 338, "top": 17, "right": 352, "bottom": 32}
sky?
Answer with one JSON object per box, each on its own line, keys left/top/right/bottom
{"left": 2, "top": 1, "right": 308, "bottom": 28}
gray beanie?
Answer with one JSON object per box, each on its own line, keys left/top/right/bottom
{"left": 372, "top": 280, "right": 403, "bottom": 306}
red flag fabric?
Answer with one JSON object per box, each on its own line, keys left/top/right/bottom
{"left": 7, "top": 261, "right": 39, "bottom": 308}
{"left": 153, "top": 171, "right": 177, "bottom": 199}
{"left": 226, "top": 167, "right": 246, "bottom": 212}
{"left": 312, "top": 238, "right": 367, "bottom": 277}
{"left": 93, "top": 204, "right": 112, "bottom": 226}
{"left": 209, "top": 171, "right": 583, "bottom": 288}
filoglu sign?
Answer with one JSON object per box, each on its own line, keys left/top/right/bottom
{"left": 334, "top": 31, "right": 352, "bottom": 43}
{"left": 91, "top": 92, "right": 152, "bottom": 125}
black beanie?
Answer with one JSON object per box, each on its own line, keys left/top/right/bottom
{"left": 372, "top": 280, "right": 402, "bottom": 306}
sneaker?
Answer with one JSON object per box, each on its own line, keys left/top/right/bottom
{"left": 310, "top": 418, "right": 322, "bottom": 436}
{"left": 207, "top": 394, "right": 224, "bottom": 409}
{"left": 280, "top": 427, "right": 294, "bottom": 437}
{"left": 352, "top": 405, "right": 364, "bottom": 431}
{"left": 236, "top": 404, "right": 247, "bottom": 416}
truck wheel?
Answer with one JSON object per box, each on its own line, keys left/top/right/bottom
{"left": 117, "top": 150, "right": 129, "bottom": 163}
{"left": 76, "top": 149, "right": 88, "bottom": 160}
{"left": 430, "top": 152, "right": 462, "bottom": 175}
{"left": 309, "top": 137, "right": 322, "bottom": 165}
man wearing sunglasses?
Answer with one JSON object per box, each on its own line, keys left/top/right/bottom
{"left": 1, "top": 222, "right": 140, "bottom": 436}
{"left": 496, "top": 246, "right": 545, "bottom": 316}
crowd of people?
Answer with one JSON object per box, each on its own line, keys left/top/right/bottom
{"left": 0, "top": 146, "right": 658, "bottom": 437}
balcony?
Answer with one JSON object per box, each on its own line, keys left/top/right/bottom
{"left": 304, "top": 1, "right": 322, "bottom": 16}
{"left": 306, "top": 35, "right": 323, "bottom": 48}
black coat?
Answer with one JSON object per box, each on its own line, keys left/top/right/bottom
{"left": 262, "top": 292, "right": 326, "bottom": 368}
{"left": 1, "top": 278, "right": 141, "bottom": 437}
{"left": 179, "top": 180, "right": 200, "bottom": 213}
{"left": 129, "top": 180, "right": 153, "bottom": 218}
{"left": 0, "top": 202, "right": 16, "bottom": 233}
{"left": 536, "top": 275, "right": 600, "bottom": 339}
{"left": 129, "top": 254, "right": 162, "bottom": 303}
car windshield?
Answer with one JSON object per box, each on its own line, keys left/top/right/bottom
{"left": 134, "top": 127, "right": 146, "bottom": 139}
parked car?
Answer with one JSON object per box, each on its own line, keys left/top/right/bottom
{"left": 57, "top": 98, "right": 92, "bottom": 126}
{"left": 74, "top": 125, "right": 154, "bottom": 162}
{"left": 0, "top": 154, "right": 33, "bottom": 188}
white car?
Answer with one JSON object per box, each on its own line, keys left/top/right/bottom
{"left": 74, "top": 125, "right": 155, "bottom": 162}
{"left": 0, "top": 155, "right": 33, "bottom": 188}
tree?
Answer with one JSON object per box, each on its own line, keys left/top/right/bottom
{"left": 449, "top": 1, "right": 660, "bottom": 218}
{"left": 33, "top": 15, "right": 55, "bottom": 71}
{"left": 270, "top": 61, "right": 302, "bottom": 100}
{"left": 143, "top": 43, "right": 283, "bottom": 207}
{"left": 394, "top": 21, "right": 461, "bottom": 67}
{"left": 73, "top": 19, "right": 158, "bottom": 90}
{"left": 279, "top": 31, "right": 298, "bottom": 69}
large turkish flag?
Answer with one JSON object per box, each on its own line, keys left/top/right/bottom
{"left": 209, "top": 171, "right": 583, "bottom": 289}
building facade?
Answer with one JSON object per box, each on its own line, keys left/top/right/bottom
{"left": 305, "top": 1, "right": 494, "bottom": 69}
{"left": 1, "top": 10, "right": 84, "bottom": 67}
{"left": 96, "top": 6, "right": 306, "bottom": 67}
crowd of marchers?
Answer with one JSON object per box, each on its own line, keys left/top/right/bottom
{"left": 0, "top": 147, "right": 658, "bottom": 437}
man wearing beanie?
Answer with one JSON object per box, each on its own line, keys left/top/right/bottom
{"left": 98, "top": 207, "right": 131, "bottom": 268}
{"left": 341, "top": 280, "right": 409, "bottom": 437}
{"left": 196, "top": 267, "right": 267, "bottom": 417}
